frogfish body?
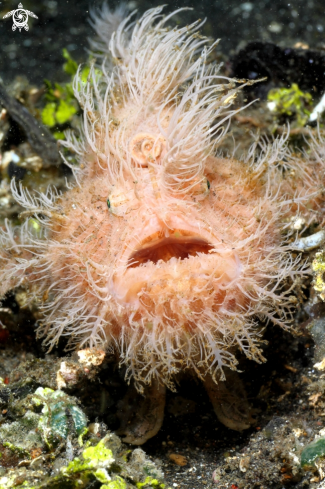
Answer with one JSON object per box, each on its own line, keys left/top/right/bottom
{"left": 1, "top": 7, "right": 325, "bottom": 439}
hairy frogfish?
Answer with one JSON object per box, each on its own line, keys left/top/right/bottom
{"left": 1, "top": 5, "right": 325, "bottom": 444}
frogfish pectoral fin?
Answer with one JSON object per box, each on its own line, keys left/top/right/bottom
{"left": 203, "top": 369, "right": 255, "bottom": 431}
{"left": 116, "top": 378, "right": 166, "bottom": 445}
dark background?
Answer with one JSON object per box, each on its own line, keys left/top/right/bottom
{"left": 0, "top": 0, "right": 324, "bottom": 86}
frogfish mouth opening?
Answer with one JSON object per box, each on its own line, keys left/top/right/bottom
{"left": 127, "top": 231, "right": 214, "bottom": 268}
{"left": 116, "top": 230, "right": 238, "bottom": 308}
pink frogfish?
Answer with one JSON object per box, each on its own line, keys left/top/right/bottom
{"left": 1, "top": 6, "right": 325, "bottom": 443}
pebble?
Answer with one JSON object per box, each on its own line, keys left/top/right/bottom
{"left": 169, "top": 453, "right": 188, "bottom": 466}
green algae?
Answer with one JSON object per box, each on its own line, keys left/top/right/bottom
{"left": 62, "top": 48, "right": 79, "bottom": 76}
{"left": 77, "top": 427, "right": 89, "bottom": 447}
{"left": 267, "top": 83, "right": 313, "bottom": 126}
{"left": 2, "top": 442, "right": 31, "bottom": 460}
{"left": 102, "top": 478, "right": 127, "bottom": 489}
{"left": 136, "top": 477, "right": 165, "bottom": 488}
{"left": 0, "top": 436, "right": 166, "bottom": 489}
{"left": 60, "top": 440, "right": 114, "bottom": 485}
{"left": 41, "top": 84, "right": 77, "bottom": 130}
{"left": 41, "top": 50, "right": 81, "bottom": 133}
{"left": 41, "top": 49, "right": 90, "bottom": 135}
{"left": 301, "top": 437, "right": 325, "bottom": 468}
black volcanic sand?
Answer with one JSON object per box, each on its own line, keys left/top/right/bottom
{"left": 1, "top": 0, "right": 325, "bottom": 86}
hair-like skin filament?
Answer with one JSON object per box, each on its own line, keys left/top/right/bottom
{"left": 0, "top": 7, "right": 324, "bottom": 401}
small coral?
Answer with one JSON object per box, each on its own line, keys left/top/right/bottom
{"left": 0, "top": 382, "right": 88, "bottom": 456}
{"left": 32, "top": 387, "right": 88, "bottom": 447}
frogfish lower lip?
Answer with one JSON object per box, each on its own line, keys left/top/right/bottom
{"left": 127, "top": 231, "right": 214, "bottom": 268}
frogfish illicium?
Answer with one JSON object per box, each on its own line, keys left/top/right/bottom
{"left": 1, "top": 5, "right": 325, "bottom": 444}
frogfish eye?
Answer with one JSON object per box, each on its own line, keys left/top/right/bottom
{"left": 191, "top": 176, "right": 211, "bottom": 200}
{"left": 107, "top": 185, "right": 140, "bottom": 216}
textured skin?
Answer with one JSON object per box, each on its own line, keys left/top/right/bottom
{"left": 0, "top": 7, "right": 325, "bottom": 392}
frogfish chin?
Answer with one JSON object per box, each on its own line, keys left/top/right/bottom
{"left": 1, "top": 5, "right": 325, "bottom": 443}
